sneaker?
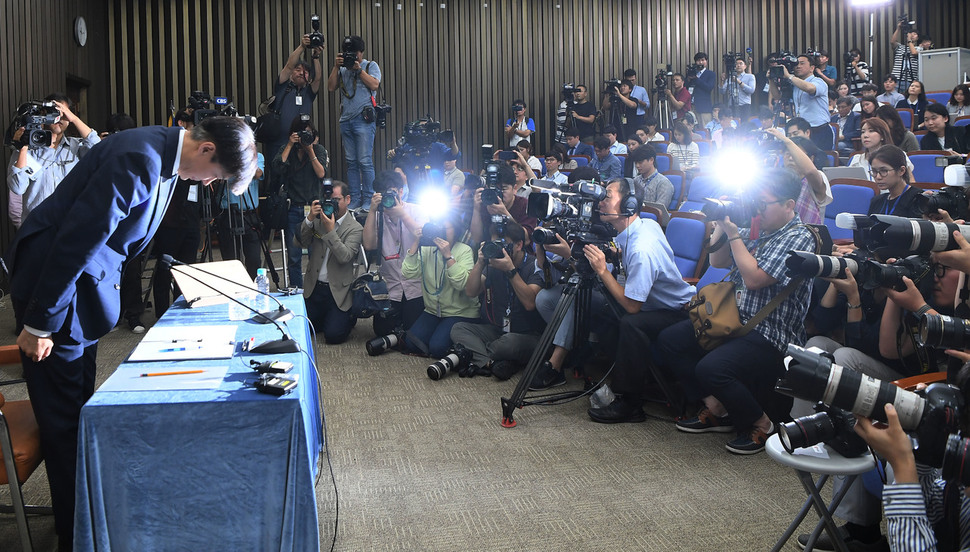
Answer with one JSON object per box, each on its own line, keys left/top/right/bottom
{"left": 127, "top": 318, "right": 146, "bottom": 334}
{"left": 588, "top": 397, "right": 646, "bottom": 424}
{"left": 725, "top": 424, "right": 773, "bottom": 455}
{"left": 796, "top": 525, "right": 890, "bottom": 551}
{"left": 490, "top": 360, "right": 519, "bottom": 381}
{"left": 676, "top": 408, "right": 734, "bottom": 433}
{"left": 528, "top": 362, "right": 566, "bottom": 391}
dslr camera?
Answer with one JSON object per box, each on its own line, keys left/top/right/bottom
{"left": 308, "top": 15, "right": 324, "bottom": 49}
{"left": 4, "top": 100, "right": 61, "bottom": 149}
{"left": 418, "top": 221, "right": 445, "bottom": 247}
{"left": 701, "top": 197, "right": 758, "bottom": 228}
{"left": 341, "top": 36, "right": 358, "bottom": 69}
{"left": 785, "top": 250, "right": 933, "bottom": 293}
{"left": 686, "top": 64, "right": 703, "bottom": 78}
{"left": 777, "top": 345, "right": 970, "bottom": 478}
{"left": 318, "top": 179, "right": 339, "bottom": 217}
{"left": 837, "top": 213, "right": 970, "bottom": 259}
{"left": 843, "top": 51, "right": 857, "bottom": 65}
{"left": 372, "top": 176, "right": 399, "bottom": 211}
{"left": 898, "top": 14, "right": 916, "bottom": 35}
{"left": 482, "top": 215, "right": 512, "bottom": 259}
{"left": 779, "top": 402, "right": 869, "bottom": 458}
{"left": 427, "top": 344, "right": 474, "bottom": 380}
{"left": 767, "top": 51, "right": 798, "bottom": 79}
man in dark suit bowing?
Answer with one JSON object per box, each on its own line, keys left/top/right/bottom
{"left": 4, "top": 116, "right": 257, "bottom": 550}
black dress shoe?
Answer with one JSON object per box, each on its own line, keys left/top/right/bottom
{"left": 588, "top": 397, "right": 647, "bottom": 424}
{"left": 528, "top": 361, "right": 566, "bottom": 391}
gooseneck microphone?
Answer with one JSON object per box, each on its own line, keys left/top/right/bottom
{"left": 160, "top": 255, "right": 293, "bottom": 324}
{"left": 159, "top": 256, "right": 299, "bottom": 354}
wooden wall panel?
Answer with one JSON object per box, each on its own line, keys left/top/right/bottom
{"left": 1, "top": 0, "right": 968, "bottom": 253}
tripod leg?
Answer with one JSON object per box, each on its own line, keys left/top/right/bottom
{"left": 501, "top": 281, "right": 579, "bottom": 427}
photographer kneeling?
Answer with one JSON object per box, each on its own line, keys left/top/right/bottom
{"left": 658, "top": 169, "right": 816, "bottom": 454}
{"left": 450, "top": 221, "right": 546, "bottom": 380}
{"left": 363, "top": 170, "right": 427, "bottom": 337}
{"left": 401, "top": 215, "right": 480, "bottom": 359}
{"left": 533, "top": 178, "right": 695, "bottom": 391}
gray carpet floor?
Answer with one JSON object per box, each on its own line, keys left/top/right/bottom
{"left": 0, "top": 290, "right": 831, "bottom": 551}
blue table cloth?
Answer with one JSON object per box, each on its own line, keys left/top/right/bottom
{"left": 74, "top": 294, "right": 322, "bottom": 551}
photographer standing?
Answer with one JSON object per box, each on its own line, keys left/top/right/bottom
{"left": 7, "top": 93, "right": 99, "bottom": 227}
{"left": 363, "top": 170, "right": 427, "bottom": 337}
{"left": 843, "top": 48, "right": 871, "bottom": 97}
{"left": 298, "top": 180, "right": 362, "bottom": 344}
{"left": 450, "top": 221, "right": 546, "bottom": 380}
{"left": 265, "top": 35, "right": 323, "bottom": 174}
{"left": 658, "top": 170, "right": 815, "bottom": 454}
{"left": 664, "top": 73, "right": 693, "bottom": 121}
{"left": 533, "top": 178, "right": 695, "bottom": 392}
{"left": 272, "top": 117, "right": 329, "bottom": 289}
{"left": 813, "top": 50, "right": 839, "bottom": 88}
{"left": 505, "top": 99, "right": 536, "bottom": 147}
{"left": 327, "top": 35, "right": 382, "bottom": 210}
{"left": 688, "top": 53, "right": 716, "bottom": 126}
{"left": 719, "top": 58, "right": 757, "bottom": 121}
{"left": 773, "top": 54, "right": 834, "bottom": 152}
{"left": 568, "top": 86, "right": 597, "bottom": 142}
{"left": 890, "top": 20, "right": 921, "bottom": 93}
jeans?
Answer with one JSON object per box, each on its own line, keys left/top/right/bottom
{"left": 405, "top": 311, "right": 479, "bottom": 359}
{"left": 339, "top": 113, "right": 377, "bottom": 207}
{"left": 287, "top": 205, "right": 306, "bottom": 289}
{"left": 305, "top": 283, "right": 357, "bottom": 344}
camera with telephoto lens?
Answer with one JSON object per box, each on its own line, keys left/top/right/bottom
{"left": 4, "top": 101, "right": 61, "bottom": 149}
{"left": 309, "top": 15, "right": 324, "bottom": 49}
{"left": 365, "top": 330, "right": 405, "bottom": 356}
{"left": 777, "top": 344, "right": 970, "bottom": 474}
{"left": 779, "top": 403, "right": 869, "bottom": 458}
{"left": 919, "top": 314, "right": 970, "bottom": 351}
{"left": 837, "top": 213, "right": 970, "bottom": 259}
{"left": 701, "top": 197, "right": 757, "bottom": 228}
{"left": 898, "top": 14, "right": 916, "bottom": 35}
{"left": 784, "top": 250, "right": 932, "bottom": 292}
{"left": 427, "top": 344, "right": 473, "bottom": 380}
{"left": 917, "top": 186, "right": 970, "bottom": 221}
{"left": 418, "top": 222, "right": 445, "bottom": 247}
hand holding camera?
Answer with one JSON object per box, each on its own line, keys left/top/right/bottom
{"left": 884, "top": 275, "right": 925, "bottom": 312}
{"left": 310, "top": 200, "right": 336, "bottom": 232}
{"left": 853, "top": 404, "right": 919, "bottom": 483}
{"left": 932, "top": 230, "right": 970, "bottom": 274}
{"left": 488, "top": 248, "right": 515, "bottom": 271}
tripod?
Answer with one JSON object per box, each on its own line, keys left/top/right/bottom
{"left": 500, "top": 268, "right": 623, "bottom": 428}
{"left": 654, "top": 90, "right": 672, "bottom": 130}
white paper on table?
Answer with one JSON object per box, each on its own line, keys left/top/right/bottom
{"left": 793, "top": 444, "right": 831, "bottom": 459}
{"left": 97, "top": 365, "right": 231, "bottom": 392}
{"left": 127, "top": 325, "right": 238, "bottom": 362}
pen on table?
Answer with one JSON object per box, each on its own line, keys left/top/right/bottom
{"left": 159, "top": 345, "right": 205, "bottom": 352}
{"left": 140, "top": 370, "right": 205, "bottom": 378}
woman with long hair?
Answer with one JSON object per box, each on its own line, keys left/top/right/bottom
{"left": 875, "top": 105, "right": 919, "bottom": 152}
{"left": 947, "top": 83, "right": 970, "bottom": 119}
{"left": 667, "top": 121, "right": 699, "bottom": 171}
{"left": 848, "top": 118, "right": 914, "bottom": 178}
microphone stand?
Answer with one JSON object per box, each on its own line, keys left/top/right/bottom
{"left": 162, "top": 257, "right": 300, "bottom": 354}
{"left": 162, "top": 254, "right": 294, "bottom": 324}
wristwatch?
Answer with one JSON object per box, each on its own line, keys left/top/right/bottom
{"left": 506, "top": 269, "right": 517, "bottom": 280}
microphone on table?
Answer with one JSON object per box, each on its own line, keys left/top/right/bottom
{"left": 159, "top": 254, "right": 293, "bottom": 324}
{"left": 158, "top": 256, "right": 299, "bottom": 354}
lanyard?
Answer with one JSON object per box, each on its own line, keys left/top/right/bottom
{"left": 883, "top": 185, "right": 909, "bottom": 215}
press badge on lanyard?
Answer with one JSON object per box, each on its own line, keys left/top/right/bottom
{"left": 186, "top": 183, "right": 199, "bottom": 203}
{"left": 503, "top": 306, "right": 511, "bottom": 333}
{"left": 296, "top": 96, "right": 303, "bottom": 106}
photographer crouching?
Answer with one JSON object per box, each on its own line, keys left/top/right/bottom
{"left": 449, "top": 220, "right": 546, "bottom": 380}
{"left": 532, "top": 178, "right": 695, "bottom": 392}
{"left": 658, "top": 169, "right": 816, "bottom": 454}
{"left": 363, "top": 170, "right": 428, "bottom": 337}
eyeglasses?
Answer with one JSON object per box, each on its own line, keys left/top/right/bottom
{"left": 868, "top": 167, "right": 898, "bottom": 178}
{"left": 934, "top": 263, "right": 949, "bottom": 278}
{"left": 756, "top": 199, "right": 785, "bottom": 212}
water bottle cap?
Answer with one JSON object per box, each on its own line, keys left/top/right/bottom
{"left": 257, "top": 268, "right": 267, "bottom": 276}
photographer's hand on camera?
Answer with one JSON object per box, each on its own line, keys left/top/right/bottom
{"left": 854, "top": 404, "right": 919, "bottom": 484}
{"left": 885, "top": 276, "right": 931, "bottom": 313}
{"left": 931, "top": 230, "right": 970, "bottom": 274}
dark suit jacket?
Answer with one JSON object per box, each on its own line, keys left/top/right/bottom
{"left": 6, "top": 126, "right": 182, "bottom": 344}
{"left": 831, "top": 112, "right": 862, "bottom": 141}
{"left": 692, "top": 69, "right": 717, "bottom": 113}
{"left": 566, "top": 142, "right": 594, "bottom": 160}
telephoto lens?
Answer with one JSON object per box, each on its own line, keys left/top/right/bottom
{"left": 785, "top": 251, "right": 860, "bottom": 279}
{"left": 918, "top": 313, "right": 970, "bottom": 350}
{"left": 861, "top": 214, "right": 970, "bottom": 258}
{"left": 365, "top": 332, "right": 402, "bottom": 356}
{"left": 942, "top": 434, "right": 970, "bottom": 486}
{"left": 427, "top": 345, "right": 472, "bottom": 380}
{"left": 532, "top": 227, "right": 559, "bottom": 245}
{"left": 778, "top": 404, "right": 869, "bottom": 457}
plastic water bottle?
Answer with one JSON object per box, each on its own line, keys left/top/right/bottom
{"left": 254, "top": 268, "right": 271, "bottom": 313}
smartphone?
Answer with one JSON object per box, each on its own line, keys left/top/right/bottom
{"left": 497, "top": 150, "right": 518, "bottom": 161}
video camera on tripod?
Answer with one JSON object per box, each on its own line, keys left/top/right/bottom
{"left": 561, "top": 83, "right": 577, "bottom": 109}
{"left": 187, "top": 90, "right": 241, "bottom": 125}
{"left": 653, "top": 65, "right": 673, "bottom": 94}
{"left": 528, "top": 180, "right": 618, "bottom": 275}
{"left": 3, "top": 100, "right": 61, "bottom": 149}
{"left": 722, "top": 51, "right": 743, "bottom": 72}
{"left": 776, "top": 345, "right": 970, "bottom": 481}
{"left": 603, "top": 79, "right": 622, "bottom": 99}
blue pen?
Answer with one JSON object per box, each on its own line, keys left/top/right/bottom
{"left": 159, "top": 346, "right": 204, "bottom": 353}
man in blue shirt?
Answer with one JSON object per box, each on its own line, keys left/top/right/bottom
{"left": 775, "top": 53, "right": 834, "bottom": 153}
{"left": 534, "top": 178, "right": 695, "bottom": 392}
{"left": 688, "top": 52, "right": 717, "bottom": 127}
{"left": 327, "top": 35, "right": 382, "bottom": 210}
{"left": 623, "top": 69, "right": 651, "bottom": 135}
{"left": 589, "top": 136, "right": 623, "bottom": 180}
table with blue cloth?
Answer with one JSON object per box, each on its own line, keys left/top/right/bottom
{"left": 73, "top": 294, "right": 322, "bottom": 551}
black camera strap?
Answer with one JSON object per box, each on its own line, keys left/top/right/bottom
{"left": 339, "top": 61, "right": 374, "bottom": 100}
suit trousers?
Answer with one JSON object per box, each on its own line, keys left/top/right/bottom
{"left": 305, "top": 282, "right": 357, "bottom": 344}
{"left": 13, "top": 297, "right": 97, "bottom": 546}
{"left": 610, "top": 309, "right": 689, "bottom": 399}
